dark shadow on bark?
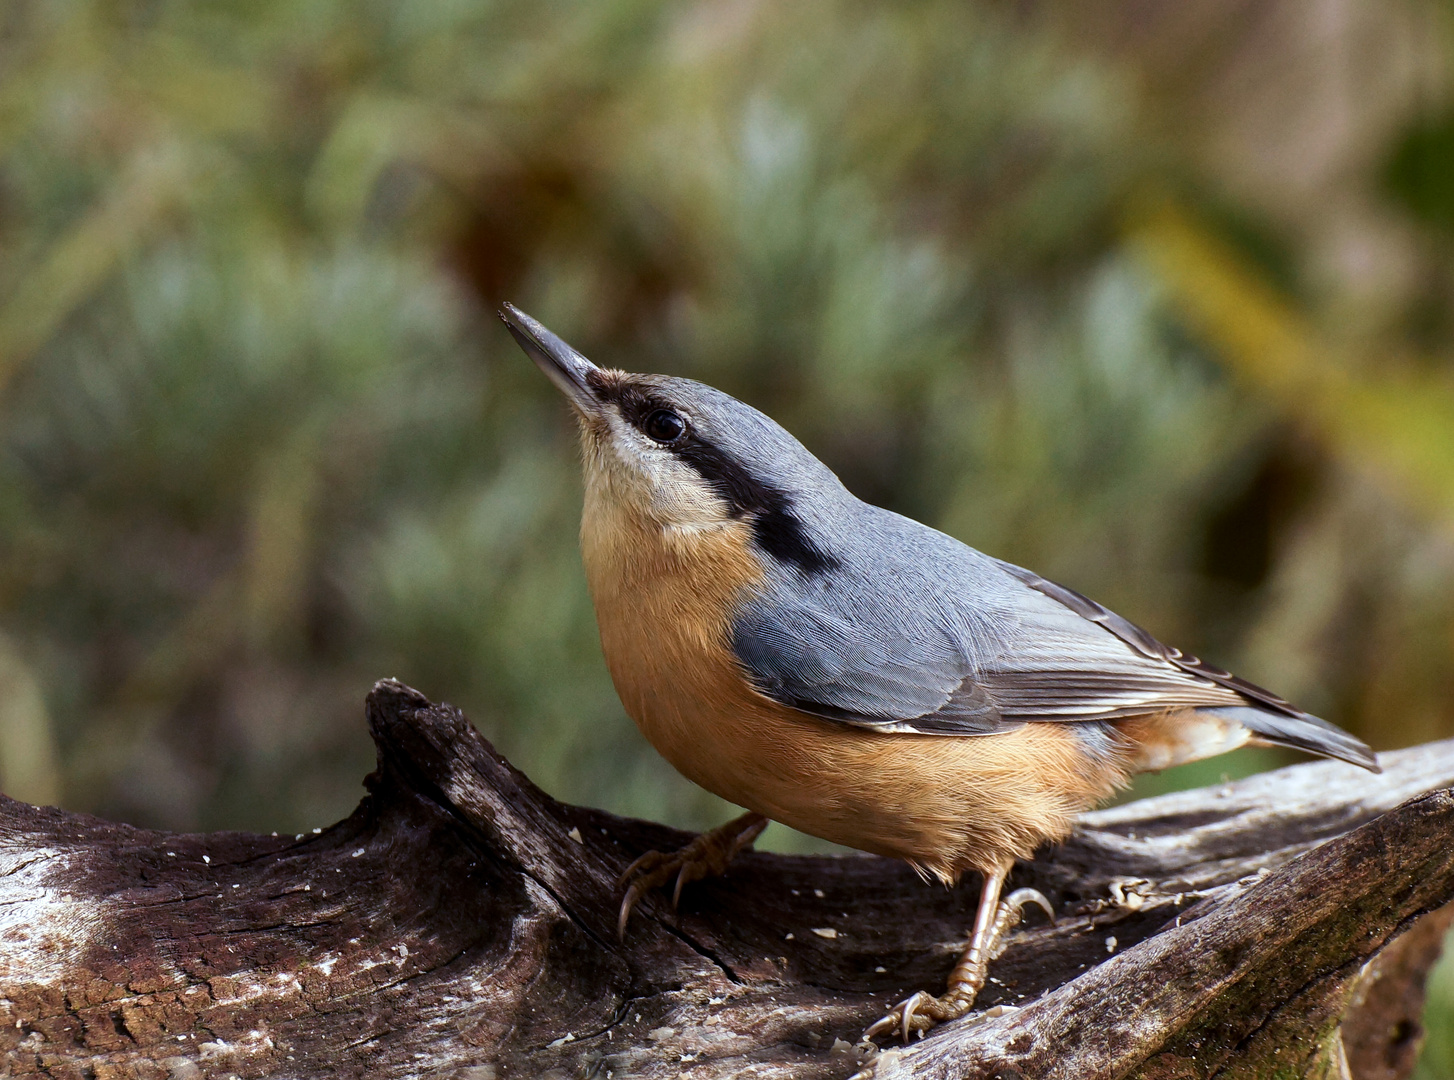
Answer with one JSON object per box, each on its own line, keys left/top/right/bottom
{"left": 0, "top": 679, "right": 1450, "bottom": 1079}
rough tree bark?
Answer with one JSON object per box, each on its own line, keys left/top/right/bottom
{"left": 2, "top": 679, "right": 1453, "bottom": 1080}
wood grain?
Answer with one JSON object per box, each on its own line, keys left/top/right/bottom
{"left": 0, "top": 679, "right": 1450, "bottom": 1079}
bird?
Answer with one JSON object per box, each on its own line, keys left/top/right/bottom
{"left": 497, "top": 302, "right": 1379, "bottom": 1044}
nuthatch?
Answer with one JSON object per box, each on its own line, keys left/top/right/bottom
{"left": 499, "top": 303, "right": 1379, "bottom": 1043}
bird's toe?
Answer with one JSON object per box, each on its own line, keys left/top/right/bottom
{"left": 862, "top": 988, "right": 969, "bottom": 1045}
{"left": 615, "top": 811, "right": 768, "bottom": 936}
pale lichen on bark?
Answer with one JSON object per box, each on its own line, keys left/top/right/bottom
{"left": 0, "top": 679, "right": 1450, "bottom": 1079}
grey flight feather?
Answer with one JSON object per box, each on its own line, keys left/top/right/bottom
{"left": 731, "top": 508, "right": 1378, "bottom": 771}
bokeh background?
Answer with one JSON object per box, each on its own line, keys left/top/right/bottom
{"left": 5, "top": 0, "right": 1454, "bottom": 1071}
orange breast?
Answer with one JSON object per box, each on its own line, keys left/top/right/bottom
{"left": 580, "top": 498, "right": 1130, "bottom": 879}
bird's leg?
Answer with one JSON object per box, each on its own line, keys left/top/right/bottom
{"left": 617, "top": 811, "right": 768, "bottom": 938}
{"left": 863, "top": 864, "right": 1054, "bottom": 1044}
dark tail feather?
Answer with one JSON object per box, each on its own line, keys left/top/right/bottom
{"left": 1199, "top": 705, "right": 1380, "bottom": 773}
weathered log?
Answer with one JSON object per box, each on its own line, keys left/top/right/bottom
{"left": 1, "top": 679, "right": 1452, "bottom": 1079}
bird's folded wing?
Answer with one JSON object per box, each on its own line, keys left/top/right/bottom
{"left": 730, "top": 597, "right": 1007, "bottom": 733}
{"left": 730, "top": 557, "right": 1256, "bottom": 736}
{"left": 992, "top": 561, "right": 1306, "bottom": 719}
{"left": 989, "top": 562, "right": 1376, "bottom": 768}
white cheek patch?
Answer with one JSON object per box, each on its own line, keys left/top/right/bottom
{"left": 583, "top": 412, "right": 735, "bottom": 532}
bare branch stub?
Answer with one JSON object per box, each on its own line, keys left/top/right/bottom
{"left": 0, "top": 679, "right": 1452, "bottom": 1079}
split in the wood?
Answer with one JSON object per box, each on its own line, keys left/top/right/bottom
{"left": 1, "top": 681, "right": 1452, "bottom": 1080}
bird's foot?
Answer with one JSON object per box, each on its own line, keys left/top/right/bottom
{"left": 984, "top": 887, "right": 1055, "bottom": 960}
{"left": 862, "top": 887, "right": 1053, "bottom": 1044}
{"left": 617, "top": 811, "right": 768, "bottom": 938}
{"left": 863, "top": 985, "right": 979, "bottom": 1045}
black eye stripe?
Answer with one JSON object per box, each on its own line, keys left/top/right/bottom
{"left": 593, "top": 381, "right": 677, "bottom": 432}
{"left": 584, "top": 371, "right": 669, "bottom": 423}
{"left": 586, "top": 374, "right": 839, "bottom": 574}
{"left": 671, "top": 439, "right": 840, "bottom": 575}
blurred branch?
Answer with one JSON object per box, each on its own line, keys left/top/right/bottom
{"left": 305, "top": 94, "right": 503, "bottom": 229}
{"left": 0, "top": 634, "right": 58, "bottom": 807}
{"left": 124, "top": 36, "right": 273, "bottom": 138}
{"left": 81, "top": 424, "right": 329, "bottom": 777}
{"left": 242, "top": 425, "right": 326, "bottom": 650}
{"left": 1130, "top": 198, "right": 1454, "bottom": 526}
{"left": 0, "top": 144, "right": 191, "bottom": 397}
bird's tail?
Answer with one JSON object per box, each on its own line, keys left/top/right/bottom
{"left": 1198, "top": 705, "right": 1380, "bottom": 773}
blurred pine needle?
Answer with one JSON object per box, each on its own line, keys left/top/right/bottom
{"left": 2, "top": 3, "right": 1454, "bottom": 1070}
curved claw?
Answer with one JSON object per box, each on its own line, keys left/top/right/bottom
{"left": 983, "top": 887, "right": 1056, "bottom": 963}
{"left": 617, "top": 877, "right": 653, "bottom": 940}
{"left": 862, "top": 991, "right": 934, "bottom": 1045}
{"left": 861, "top": 1001, "right": 898, "bottom": 1044}
{"left": 672, "top": 864, "right": 689, "bottom": 909}
{"left": 674, "top": 850, "right": 721, "bottom": 907}
{"left": 901, "top": 991, "right": 930, "bottom": 1044}
{"left": 617, "top": 846, "right": 686, "bottom": 937}
{"left": 1004, "top": 887, "right": 1055, "bottom": 925}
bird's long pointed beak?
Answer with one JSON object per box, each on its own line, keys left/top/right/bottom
{"left": 498, "top": 303, "right": 602, "bottom": 414}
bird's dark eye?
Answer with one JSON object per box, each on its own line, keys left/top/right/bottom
{"left": 642, "top": 408, "right": 686, "bottom": 443}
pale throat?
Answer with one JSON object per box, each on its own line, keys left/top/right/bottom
{"left": 578, "top": 431, "right": 741, "bottom": 545}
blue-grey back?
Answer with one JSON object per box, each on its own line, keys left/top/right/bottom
{"left": 603, "top": 371, "right": 1374, "bottom": 767}
{"left": 733, "top": 492, "right": 1250, "bottom": 732}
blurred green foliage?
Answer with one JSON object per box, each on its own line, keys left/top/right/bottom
{"left": 1387, "top": 110, "right": 1454, "bottom": 238}
{"left": 1422, "top": 951, "right": 1454, "bottom": 1080}
{"left": 3, "top": 0, "right": 1454, "bottom": 1068}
